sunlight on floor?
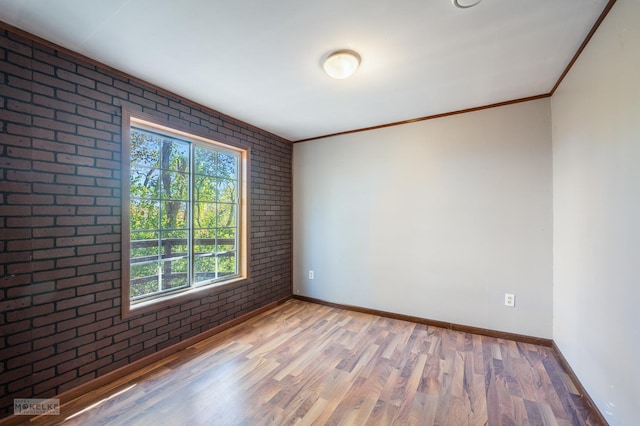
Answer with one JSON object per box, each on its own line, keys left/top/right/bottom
{"left": 64, "top": 384, "right": 137, "bottom": 421}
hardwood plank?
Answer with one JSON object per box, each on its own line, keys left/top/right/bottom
{"left": 27, "top": 300, "right": 605, "bottom": 425}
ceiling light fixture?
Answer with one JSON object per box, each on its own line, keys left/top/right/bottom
{"left": 323, "top": 50, "right": 361, "bottom": 79}
{"left": 452, "top": 0, "right": 481, "bottom": 9}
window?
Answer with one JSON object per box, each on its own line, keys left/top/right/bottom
{"left": 121, "top": 110, "right": 249, "bottom": 315}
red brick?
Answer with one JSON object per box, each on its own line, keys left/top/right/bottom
{"left": 56, "top": 294, "right": 95, "bottom": 311}
{"left": 0, "top": 59, "right": 32, "bottom": 78}
{"left": 56, "top": 236, "right": 95, "bottom": 247}
{"left": 57, "top": 352, "right": 96, "bottom": 374}
{"left": 0, "top": 251, "right": 31, "bottom": 264}
{"left": 78, "top": 356, "right": 113, "bottom": 376}
{"left": 76, "top": 145, "right": 112, "bottom": 160}
{"left": 55, "top": 332, "right": 92, "bottom": 353}
{"left": 33, "top": 267, "right": 76, "bottom": 282}
{"left": 56, "top": 275, "right": 95, "bottom": 289}
{"left": 77, "top": 336, "right": 111, "bottom": 356}
{"left": 7, "top": 238, "right": 53, "bottom": 251}
{"left": 6, "top": 303, "right": 55, "bottom": 322}
{"left": 57, "top": 313, "right": 95, "bottom": 332}
{"left": 0, "top": 156, "right": 31, "bottom": 171}
{"left": 56, "top": 195, "right": 95, "bottom": 205}
{"left": 7, "top": 259, "right": 53, "bottom": 275}
{"left": 1, "top": 365, "right": 33, "bottom": 386}
{"left": 143, "top": 333, "right": 169, "bottom": 349}
{"left": 76, "top": 206, "right": 110, "bottom": 215}
{"left": 96, "top": 196, "right": 119, "bottom": 206}
{"left": 113, "top": 342, "right": 143, "bottom": 362}
{"left": 33, "top": 49, "right": 76, "bottom": 72}
{"left": 32, "top": 227, "right": 74, "bottom": 238}
{"left": 7, "top": 98, "right": 54, "bottom": 119}
{"left": 31, "top": 309, "right": 76, "bottom": 327}
{"left": 77, "top": 299, "right": 112, "bottom": 317}
{"left": 95, "top": 289, "right": 120, "bottom": 302}
{"left": 96, "top": 252, "right": 119, "bottom": 263}
{"left": 77, "top": 126, "right": 112, "bottom": 141}
{"left": 8, "top": 376, "right": 33, "bottom": 394}
{"left": 8, "top": 74, "right": 54, "bottom": 97}
{"left": 77, "top": 225, "right": 112, "bottom": 235}
{"left": 34, "top": 349, "right": 77, "bottom": 373}
{"left": 31, "top": 247, "right": 75, "bottom": 260}
{"left": 32, "top": 160, "right": 75, "bottom": 174}
{"left": 56, "top": 255, "right": 95, "bottom": 268}
{"left": 77, "top": 165, "right": 112, "bottom": 178}
{"left": 0, "top": 85, "right": 32, "bottom": 102}
{"left": 7, "top": 194, "right": 54, "bottom": 205}
{"left": 32, "top": 205, "right": 75, "bottom": 215}
{"left": 6, "top": 282, "right": 55, "bottom": 298}
{"left": 56, "top": 89, "right": 96, "bottom": 109}
{"left": 33, "top": 370, "right": 77, "bottom": 395}
{"left": 33, "top": 72, "right": 75, "bottom": 92}
{"left": 77, "top": 66, "right": 113, "bottom": 85}
{"left": 96, "top": 306, "right": 120, "bottom": 321}
{"left": 32, "top": 93, "right": 76, "bottom": 113}
{"left": 7, "top": 346, "right": 55, "bottom": 370}
{"left": 95, "top": 270, "right": 119, "bottom": 282}
{"left": 56, "top": 174, "right": 95, "bottom": 186}
{"left": 113, "top": 326, "right": 142, "bottom": 343}
{"left": 56, "top": 68, "right": 95, "bottom": 88}
{"left": 75, "top": 282, "right": 112, "bottom": 298}
{"left": 77, "top": 262, "right": 112, "bottom": 275}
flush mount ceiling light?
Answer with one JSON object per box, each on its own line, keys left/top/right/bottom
{"left": 323, "top": 50, "right": 361, "bottom": 79}
{"left": 452, "top": 0, "right": 481, "bottom": 8}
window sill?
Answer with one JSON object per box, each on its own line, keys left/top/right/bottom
{"left": 122, "top": 276, "right": 249, "bottom": 319}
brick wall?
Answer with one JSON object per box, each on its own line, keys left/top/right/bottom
{"left": 0, "top": 27, "right": 292, "bottom": 418}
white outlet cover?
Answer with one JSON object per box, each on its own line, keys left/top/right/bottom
{"left": 505, "top": 293, "right": 515, "bottom": 307}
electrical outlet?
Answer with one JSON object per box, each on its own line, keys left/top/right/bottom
{"left": 505, "top": 293, "right": 515, "bottom": 307}
{"left": 308, "top": 270, "right": 314, "bottom": 280}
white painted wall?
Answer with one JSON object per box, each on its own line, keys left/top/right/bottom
{"left": 551, "top": 1, "right": 640, "bottom": 424}
{"left": 294, "top": 99, "right": 553, "bottom": 338}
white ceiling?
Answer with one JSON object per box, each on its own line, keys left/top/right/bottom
{"left": 0, "top": 0, "right": 610, "bottom": 141}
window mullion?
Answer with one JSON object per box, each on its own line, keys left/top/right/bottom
{"left": 188, "top": 143, "right": 195, "bottom": 288}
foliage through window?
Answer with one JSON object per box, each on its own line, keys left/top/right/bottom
{"left": 123, "top": 114, "right": 248, "bottom": 308}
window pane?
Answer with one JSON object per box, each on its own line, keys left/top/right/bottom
{"left": 194, "top": 175, "right": 217, "bottom": 202}
{"left": 194, "top": 146, "right": 214, "bottom": 169}
{"left": 217, "top": 152, "right": 237, "bottom": 178}
{"left": 130, "top": 261, "right": 160, "bottom": 299}
{"left": 130, "top": 239, "right": 160, "bottom": 261}
{"left": 217, "top": 203, "right": 236, "bottom": 228}
{"left": 217, "top": 227, "right": 236, "bottom": 251}
{"left": 194, "top": 253, "right": 216, "bottom": 283}
{"left": 160, "top": 139, "right": 189, "bottom": 173}
{"left": 130, "top": 167, "right": 160, "bottom": 199}
{"left": 217, "top": 179, "right": 237, "bottom": 203}
{"left": 130, "top": 131, "right": 160, "bottom": 168}
{"left": 217, "top": 254, "right": 236, "bottom": 276}
{"left": 161, "top": 257, "right": 189, "bottom": 290}
{"left": 160, "top": 171, "right": 189, "bottom": 201}
{"left": 161, "top": 201, "right": 189, "bottom": 230}
{"left": 130, "top": 200, "right": 159, "bottom": 231}
{"left": 194, "top": 202, "right": 217, "bottom": 229}
{"left": 128, "top": 122, "right": 244, "bottom": 304}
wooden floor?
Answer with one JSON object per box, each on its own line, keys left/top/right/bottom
{"left": 29, "top": 300, "right": 601, "bottom": 425}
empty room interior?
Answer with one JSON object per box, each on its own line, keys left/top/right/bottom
{"left": 0, "top": 0, "right": 638, "bottom": 425}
